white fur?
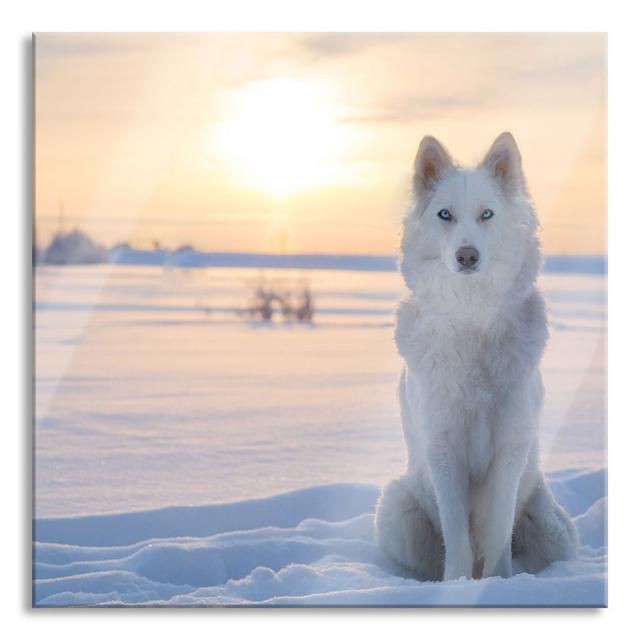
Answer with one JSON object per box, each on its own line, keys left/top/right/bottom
{"left": 375, "top": 133, "right": 577, "bottom": 581}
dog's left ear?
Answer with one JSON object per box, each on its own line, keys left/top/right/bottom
{"left": 481, "top": 132, "right": 524, "bottom": 195}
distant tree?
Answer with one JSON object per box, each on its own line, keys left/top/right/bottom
{"left": 249, "top": 283, "right": 277, "bottom": 321}
{"left": 244, "top": 277, "right": 315, "bottom": 323}
{"left": 296, "top": 287, "right": 314, "bottom": 322}
{"left": 43, "top": 229, "right": 107, "bottom": 265}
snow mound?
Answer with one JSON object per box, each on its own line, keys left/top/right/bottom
{"left": 33, "top": 469, "right": 606, "bottom": 607}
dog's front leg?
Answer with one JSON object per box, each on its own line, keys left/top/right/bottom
{"left": 481, "top": 439, "right": 530, "bottom": 579}
{"left": 426, "top": 433, "right": 473, "bottom": 581}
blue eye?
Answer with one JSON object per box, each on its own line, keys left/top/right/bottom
{"left": 437, "top": 209, "right": 452, "bottom": 221}
{"left": 481, "top": 209, "right": 494, "bottom": 220}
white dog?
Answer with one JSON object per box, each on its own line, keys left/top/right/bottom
{"left": 375, "top": 133, "right": 577, "bottom": 581}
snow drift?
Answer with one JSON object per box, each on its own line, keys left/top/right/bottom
{"left": 33, "top": 468, "right": 606, "bottom": 607}
{"left": 33, "top": 264, "right": 607, "bottom": 606}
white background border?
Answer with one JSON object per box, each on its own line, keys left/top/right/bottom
{"left": 3, "top": 0, "right": 637, "bottom": 635}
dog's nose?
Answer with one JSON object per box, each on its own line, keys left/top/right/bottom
{"left": 456, "top": 246, "right": 480, "bottom": 269}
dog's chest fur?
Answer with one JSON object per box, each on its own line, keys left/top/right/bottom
{"left": 396, "top": 288, "right": 547, "bottom": 479}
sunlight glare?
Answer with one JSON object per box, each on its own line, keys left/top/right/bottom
{"left": 215, "top": 78, "right": 345, "bottom": 197}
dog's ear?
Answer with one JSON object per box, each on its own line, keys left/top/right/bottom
{"left": 481, "top": 132, "right": 524, "bottom": 195}
{"left": 413, "top": 136, "right": 453, "bottom": 195}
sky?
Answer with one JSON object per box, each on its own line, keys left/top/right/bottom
{"left": 34, "top": 33, "right": 606, "bottom": 255}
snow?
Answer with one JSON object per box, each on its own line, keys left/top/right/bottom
{"left": 33, "top": 260, "right": 607, "bottom": 606}
{"left": 33, "top": 470, "right": 606, "bottom": 606}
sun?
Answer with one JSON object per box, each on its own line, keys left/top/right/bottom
{"left": 214, "top": 78, "right": 345, "bottom": 197}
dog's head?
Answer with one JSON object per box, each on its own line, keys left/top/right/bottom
{"left": 401, "top": 132, "right": 539, "bottom": 294}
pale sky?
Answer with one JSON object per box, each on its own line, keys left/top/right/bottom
{"left": 35, "top": 33, "right": 606, "bottom": 255}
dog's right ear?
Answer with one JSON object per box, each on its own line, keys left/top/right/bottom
{"left": 413, "top": 136, "right": 453, "bottom": 195}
